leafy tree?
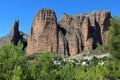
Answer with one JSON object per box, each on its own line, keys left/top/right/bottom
{"left": 12, "top": 66, "right": 22, "bottom": 80}
{"left": 106, "top": 18, "right": 120, "bottom": 60}
{"left": 0, "top": 43, "right": 26, "bottom": 80}
{"left": 105, "top": 61, "right": 120, "bottom": 79}
{"left": 59, "top": 62, "right": 75, "bottom": 80}
{"left": 25, "top": 52, "right": 56, "bottom": 80}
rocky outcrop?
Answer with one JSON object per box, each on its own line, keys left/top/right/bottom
{"left": 27, "top": 9, "right": 111, "bottom": 56}
{"left": 59, "top": 10, "right": 110, "bottom": 55}
{"left": 10, "top": 20, "right": 22, "bottom": 45}
{"left": 0, "top": 20, "right": 28, "bottom": 48}
{"left": 27, "top": 8, "right": 58, "bottom": 54}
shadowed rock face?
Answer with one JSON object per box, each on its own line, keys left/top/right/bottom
{"left": 27, "top": 8, "right": 58, "bottom": 54}
{"left": 27, "top": 9, "right": 111, "bottom": 56}
{"left": 59, "top": 10, "right": 110, "bottom": 56}
{"left": 10, "top": 20, "right": 21, "bottom": 45}
{"left": 0, "top": 20, "right": 28, "bottom": 48}
{"left": 0, "top": 20, "right": 21, "bottom": 45}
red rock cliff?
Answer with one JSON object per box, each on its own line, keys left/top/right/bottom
{"left": 27, "top": 8, "right": 58, "bottom": 54}
{"left": 27, "top": 9, "right": 111, "bottom": 56}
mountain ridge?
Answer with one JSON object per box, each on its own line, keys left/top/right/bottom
{"left": 27, "top": 8, "right": 111, "bottom": 56}
{"left": 0, "top": 8, "right": 111, "bottom": 56}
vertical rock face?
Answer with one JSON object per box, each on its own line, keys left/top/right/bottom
{"left": 0, "top": 20, "right": 28, "bottom": 49}
{"left": 87, "top": 11, "right": 111, "bottom": 48}
{"left": 0, "top": 20, "right": 22, "bottom": 45}
{"left": 10, "top": 20, "right": 21, "bottom": 45}
{"left": 27, "top": 8, "right": 58, "bottom": 54}
{"left": 59, "top": 10, "right": 110, "bottom": 55}
{"left": 27, "top": 9, "right": 111, "bottom": 56}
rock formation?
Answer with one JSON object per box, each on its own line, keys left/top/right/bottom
{"left": 10, "top": 20, "right": 22, "bottom": 45}
{"left": 59, "top": 11, "right": 111, "bottom": 55}
{"left": 27, "top": 8, "right": 58, "bottom": 54}
{"left": 0, "top": 20, "right": 28, "bottom": 48}
{"left": 26, "top": 9, "right": 111, "bottom": 56}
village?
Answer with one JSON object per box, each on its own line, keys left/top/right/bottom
{"left": 53, "top": 52, "right": 110, "bottom": 66}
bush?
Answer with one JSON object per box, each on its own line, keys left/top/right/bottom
{"left": 0, "top": 43, "right": 27, "bottom": 80}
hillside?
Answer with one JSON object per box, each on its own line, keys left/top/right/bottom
{"left": 113, "top": 16, "right": 120, "bottom": 22}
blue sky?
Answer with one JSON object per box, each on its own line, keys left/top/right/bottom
{"left": 0, "top": 0, "right": 120, "bottom": 37}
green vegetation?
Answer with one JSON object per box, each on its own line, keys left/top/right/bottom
{"left": 0, "top": 43, "right": 120, "bottom": 80}
{"left": 0, "top": 43, "right": 27, "bottom": 80}
{"left": 104, "top": 18, "right": 120, "bottom": 61}
{"left": 0, "top": 18, "right": 120, "bottom": 80}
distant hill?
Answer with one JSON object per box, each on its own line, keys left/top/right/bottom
{"left": 113, "top": 16, "right": 120, "bottom": 22}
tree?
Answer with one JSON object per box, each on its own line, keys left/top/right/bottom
{"left": 60, "top": 62, "right": 75, "bottom": 80}
{"left": 12, "top": 66, "right": 22, "bottom": 80}
{"left": 25, "top": 52, "right": 56, "bottom": 80}
{"left": 107, "top": 18, "right": 120, "bottom": 60}
{"left": 0, "top": 43, "right": 27, "bottom": 80}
